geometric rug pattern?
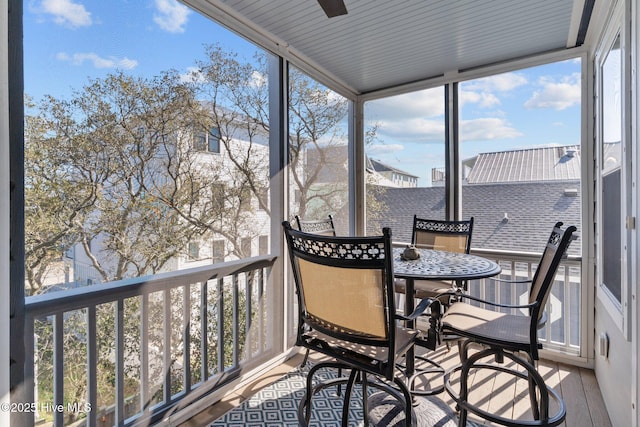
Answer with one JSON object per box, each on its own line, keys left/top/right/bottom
{"left": 210, "top": 366, "right": 367, "bottom": 426}
{"left": 209, "top": 364, "right": 480, "bottom": 427}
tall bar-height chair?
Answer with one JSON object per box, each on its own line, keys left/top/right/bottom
{"left": 395, "top": 216, "right": 474, "bottom": 299}
{"left": 295, "top": 214, "right": 336, "bottom": 236}
{"left": 293, "top": 214, "right": 337, "bottom": 370}
{"left": 283, "top": 221, "right": 430, "bottom": 427}
{"left": 434, "top": 222, "right": 575, "bottom": 427}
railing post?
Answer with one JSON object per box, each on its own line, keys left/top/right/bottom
{"left": 87, "top": 305, "right": 97, "bottom": 427}
{"left": 141, "top": 294, "right": 149, "bottom": 414}
{"left": 53, "top": 313, "right": 64, "bottom": 426}
{"left": 217, "top": 278, "right": 224, "bottom": 373}
{"left": 245, "top": 271, "right": 253, "bottom": 357}
{"left": 115, "top": 299, "right": 125, "bottom": 426}
{"left": 200, "top": 281, "right": 208, "bottom": 382}
{"left": 232, "top": 274, "right": 239, "bottom": 367}
{"left": 183, "top": 284, "right": 191, "bottom": 393}
{"left": 163, "top": 289, "right": 171, "bottom": 404}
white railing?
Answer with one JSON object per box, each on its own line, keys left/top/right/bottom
{"left": 24, "top": 255, "right": 277, "bottom": 427}
{"left": 469, "top": 248, "right": 582, "bottom": 355}
{"left": 23, "top": 247, "right": 582, "bottom": 426}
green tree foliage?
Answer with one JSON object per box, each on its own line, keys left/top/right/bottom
{"left": 24, "top": 44, "right": 366, "bottom": 422}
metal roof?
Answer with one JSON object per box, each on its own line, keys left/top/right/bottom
{"left": 466, "top": 145, "right": 581, "bottom": 184}
{"left": 186, "top": 0, "right": 592, "bottom": 96}
{"left": 368, "top": 158, "right": 419, "bottom": 178}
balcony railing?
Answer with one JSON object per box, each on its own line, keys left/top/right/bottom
{"left": 469, "top": 248, "right": 582, "bottom": 355}
{"left": 23, "top": 247, "right": 582, "bottom": 427}
{"left": 24, "top": 255, "right": 277, "bottom": 427}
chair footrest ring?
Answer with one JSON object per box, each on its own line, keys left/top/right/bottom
{"left": 443, "top": 349, "right": 566, "bottom": 427}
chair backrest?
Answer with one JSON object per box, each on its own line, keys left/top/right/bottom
{"left": 295, "top": 215, "right": 336, "bottom": 237}
{"left": 283, "top": 221, "right": 396, "bottom": 350}
{"left": 528, "top": 222, "right": 577, "bottom": 327}
{"left": 412, "top": 216, "right": 474, "bottom": 254}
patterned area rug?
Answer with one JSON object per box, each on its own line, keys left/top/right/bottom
{"left": 209, "top": 365, "right": 475, "bottom": 427}
{"left": 210, "top": 366, "right": 366, "bottom": 427}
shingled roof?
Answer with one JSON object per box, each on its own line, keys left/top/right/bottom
{"left": 368, "top": 180, "right": 581, "bottom": 256}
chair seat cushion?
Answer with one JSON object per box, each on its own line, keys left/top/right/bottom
{"left": 442, "top": 302, "right": 532, "bottom": 348}
{"left": 394, "top": 278, "right": 453, "bottom": 299}
{"left": 304, "top": 326, "right": 418, "bottom": 363}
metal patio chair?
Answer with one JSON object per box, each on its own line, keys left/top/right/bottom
{"left": 432, "top": 222, "right": 576, "bottom": 426}
{"left": 295, "top": 214, "right": 336, "bottom": 236}
{"left": 283, "top": 221, "right": 431, "bottom": 426}
{"left": 293, "top": 214, "right": 337, "bottom": 372}
{"left": 395, "top": 216, "right": 474, "bottom": 299}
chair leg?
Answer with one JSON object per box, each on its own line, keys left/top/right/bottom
{"left": 444, "top": 348, "right": 566, "bottom": 427}
{"left": 300, "top": 347, "right": 310, "bottom": 368}
{"left": 341, "top": 369, "right": 359, "bottom": 426}
{"left": 524, "top": 353, "right": 541, "bottom": 420}
{"left": 297, "top": 361, "right": 353, "bottom": 427}
{"left": 300, "top": 348, "right": 343, "bottom": 395}
{"left": 392, "top": 376, "right": 414, "bottom": 427}
{"left": 361, "top": 373, "right": 369, "bottom": 426}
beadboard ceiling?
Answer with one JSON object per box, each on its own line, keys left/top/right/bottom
{"left": 184, "top": 0, "right": 593, "bottom": 96}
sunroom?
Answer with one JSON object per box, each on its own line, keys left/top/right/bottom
{"left": 2, "top": 0, "right": 639, "bottom": 426}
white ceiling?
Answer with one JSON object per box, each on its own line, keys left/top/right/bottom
{"left": 185, "top": 0, "right": 592, "bottom": 96}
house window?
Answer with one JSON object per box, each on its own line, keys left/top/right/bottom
{"left": 241, "top": 237, "right": 252, "bottom": 257}
{"left": 600, "top": 34, "right": 623, "bottom": 304}
{"left": 596, "top": 15, "right": 631, "bottom": 338}
{"left": 194, "top": 131, "right": 206, "bottom": 151}
{"left": 239, "top": 187, "right": 252, "bottom": 211}
{"left": 194, "top": 127, "right": 220, "bottom": 153}
{"left": 187, "top": 242, "right": 199, "bottom": 261}
{"left": 208, "top": 127, "right": 221, "bottom": 153}
{"left": 212, "top": 239, "right": 225, "bottom": 264}
{"left": 258, "top": 235, "right": 269, "bottom": 255}
{"left": 257, "top": 188, "right": 268, "bottom": 211}
{"left": 211, "top": 183, "right": 226, "bottom": 212}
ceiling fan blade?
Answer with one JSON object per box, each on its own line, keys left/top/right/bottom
{"left": 317, "top": 0, "right": 348, "bottom": 18}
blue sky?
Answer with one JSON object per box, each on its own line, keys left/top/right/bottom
{"left": 24, "top": 0, "right": 582, "bottom": 187}
{"left": 366, "top": 59, "right": 582, "bottom": 184}
{"left": 24, "top": 0, "right": 259, "bottom": 101}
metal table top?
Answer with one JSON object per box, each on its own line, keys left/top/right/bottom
{"left": 392, "top": 247, "right": 501, "bottom": 281}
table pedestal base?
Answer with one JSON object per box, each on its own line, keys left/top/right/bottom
{"left": 367, "top": 392, "right": 459, "bottom": 427}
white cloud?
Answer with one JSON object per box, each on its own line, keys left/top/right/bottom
{"left": 56, "top": 52, "right": 138, "bottom": 70}
{"left": 36, "top": 0, "right": 92, "bottom": 28}
{"left": 378, "top": 118, "right": 444, "bottom": 142}
{"left": 249, "top": 71, "right": 267, "bottom": 88}
{"left": 464, "top": 72, "right": 528, "bottom": 92}
{"left": 524, "top": 73, "right": 581, "bottom": 111}
{"left": 459, "top": 90, "right": 501, "bottom": 108}
{"left": 153, "top": 0, "right": 191, "bottom": 33}
{"left": 459, "top": 118, "right": 523, "bottom": 141}
{"left": 180, "top": 67, "right": 206, "bottom": 83}
{"left": 367, "top": 144, "right": 404, "bottom": 155}
{"left": 366, "top": 90, "right": 444, "bottom": 120}
{"left": 459, "top": 72, "right": 528, "bottom": 110}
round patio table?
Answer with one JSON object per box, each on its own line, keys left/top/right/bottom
{"left": 392, "top": 247, "right": 501, "bottom": 377}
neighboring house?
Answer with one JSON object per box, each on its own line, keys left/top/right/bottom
{"left": 371, "top": 144, "right": 582, "bottom": 256}
{"left": 37, "top": 118, "right": 272, "bottom": 293}
{"left": 369, "top": 180, "right": 581, "bottom": 256}
{"left": 432, "top": 145, "right": 581, "bottom": 186}
{"left": 367, "top": 158, "right": 419, "bottom": 188}
{"left": 465, "top": 145, "right": 581, "bottom": 184}
{"left": 176, "top": 122, "right": 271, "bottom": 269}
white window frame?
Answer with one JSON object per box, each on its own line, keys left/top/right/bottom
{"left": 594, "top": 1, "right": 633, "bottom": 339}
